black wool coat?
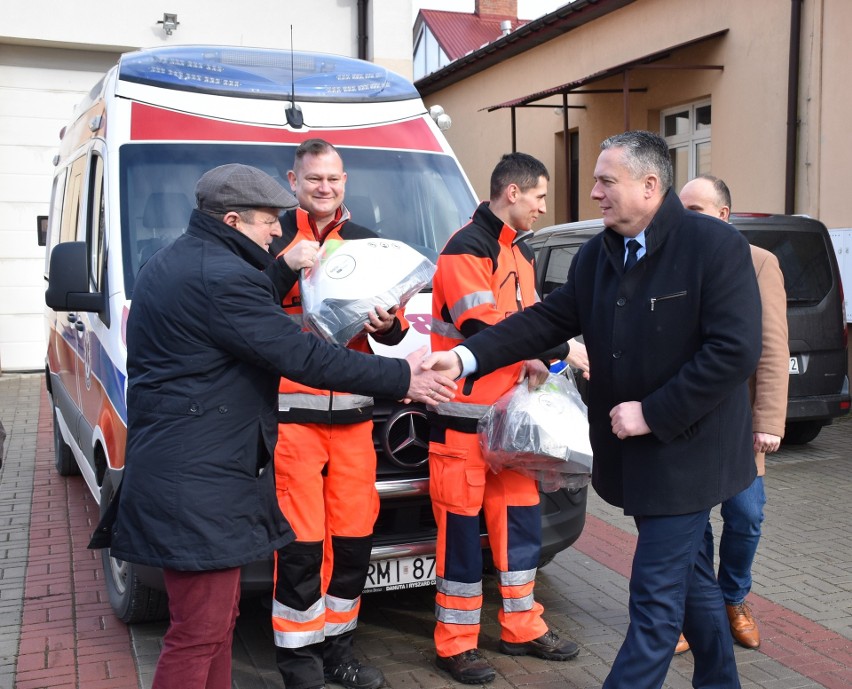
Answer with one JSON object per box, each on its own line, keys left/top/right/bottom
{"left": 108, "top": 210, "right": 411, "bottom": 570}
{"left": 465, "top": 190, "right": 762, "bottom": 516}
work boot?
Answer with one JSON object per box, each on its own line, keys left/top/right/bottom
{"left": 498, "top": 629, "right": 580, "bottom": 661}
{"left": 435, "top": 649, "right": 496, "bottom": 684}
{"left": 324, "top": 658, "right": 385, "bottom": 689}
{"left": 674, "top": 633, "right": 690, "bottom": 655}
{"left": 726, "top": 601, "right": 761, "bottom": 648}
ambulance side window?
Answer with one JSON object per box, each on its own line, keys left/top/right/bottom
{"left": 86, "top": 153, "right": 106, "bottom": 294}
{"left": 44, "top": 172, "right": 68, "bottom": 276}
{"left": 61, "top": 156, "right": 87, "bottom": 244}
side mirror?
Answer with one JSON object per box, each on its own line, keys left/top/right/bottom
{"left": 45, "top": 241, "right": 104, "bottom": 312}
{"left": 37, "top": 216, "right": 48, "bottom": 247}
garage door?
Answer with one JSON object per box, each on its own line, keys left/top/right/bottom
{"left": 0, "top": 44, "right": 120, "bottom": 371}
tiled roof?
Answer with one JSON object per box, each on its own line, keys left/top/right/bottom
{"left": 420, "top": 9, "right": 525, "bottom": 61}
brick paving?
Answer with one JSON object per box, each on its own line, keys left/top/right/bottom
{"left": 1, "top": 371, "right": 850, "bottom": 688}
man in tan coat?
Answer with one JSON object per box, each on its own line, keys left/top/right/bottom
{"left": 678, "top": 174, "right": 789, "bottom": 651}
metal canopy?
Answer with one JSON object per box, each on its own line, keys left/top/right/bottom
{"left": 483, "top": 29, "right": 727, "bottom": 222}
{"left": 486, "top": 29, "right": 728, "bottom": 148}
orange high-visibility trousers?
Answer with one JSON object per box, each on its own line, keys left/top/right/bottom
{"left": 272, "top": 421, "right": 379, "bottom": 687}
{"left": 429, "top": 428, "right": 547, "bottom": 658}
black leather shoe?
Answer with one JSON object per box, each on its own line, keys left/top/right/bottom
{"left": 324, "top": 659, "right": 385, "bottom": 689}
{"left": 499, "top": 630, "right": 580, "bottom": 661}
{"left": 435, "top": 649, "right": 496, "bottom": 684}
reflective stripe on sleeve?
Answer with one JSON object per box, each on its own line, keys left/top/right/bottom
{"left": 449, "top": 291, "right": 496, "bottom": 323}
{"left": 430, "top": 319, "right": 465, "bottom": 341}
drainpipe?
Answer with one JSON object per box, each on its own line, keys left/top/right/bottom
{"left": 357, "top": 0, "right": 369, "bottom": 60}
{"left": 785, "top": 0, "right": 803, "bottom": 214}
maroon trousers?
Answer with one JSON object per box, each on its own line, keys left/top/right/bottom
{"left": 152, "top": 567, "right": 242, "bottom": 689}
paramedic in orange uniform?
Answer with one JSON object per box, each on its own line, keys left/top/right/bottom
{"left": 269, "top": 139, "right": 407, "bottom": 689}
{"left": 429, "top": 153, "right": 580, "bottom": 684}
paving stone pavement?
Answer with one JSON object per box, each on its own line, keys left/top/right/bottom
{"left": 1, "top": 371, "right": 850, "bottom": 689}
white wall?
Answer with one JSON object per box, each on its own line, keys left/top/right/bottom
{"left": 829, "top": 228, "right": 852, "bottom": 323}
{"left": 1, "top": 1, "right": 411, "bottom": 69}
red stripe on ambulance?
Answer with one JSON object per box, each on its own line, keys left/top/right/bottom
{"left": 129, "top": 102, "right": 443, "bottom": 151}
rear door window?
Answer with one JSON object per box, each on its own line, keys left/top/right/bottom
{"left": 740, "top": 229, "right": 833, "bottom": 306}
{"left": 539, "top": 242, "right": 583, "bottom": 297}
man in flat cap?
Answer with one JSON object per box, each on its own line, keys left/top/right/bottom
{"left": 96, "top": 164, "right": 457, "bottom": 689}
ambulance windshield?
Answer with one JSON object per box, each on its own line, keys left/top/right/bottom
{"left": 119, "top": 143, "right": 477, "bottom": 296}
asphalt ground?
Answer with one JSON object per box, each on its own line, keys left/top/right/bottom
{"left": 1, "top": 371, "right": 850, "bottom": 689}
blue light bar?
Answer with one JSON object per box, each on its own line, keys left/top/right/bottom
{"left": 118, "top": 45, "right": 419, "bottom": 102}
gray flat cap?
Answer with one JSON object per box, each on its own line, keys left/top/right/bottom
{"left": 195, "top": 163, "right": 297, "bottom": 214}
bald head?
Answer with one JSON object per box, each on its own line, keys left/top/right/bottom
{"left": 679, "top": 176, "right": 731, "bottom": 222}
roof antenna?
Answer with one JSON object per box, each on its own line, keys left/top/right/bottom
{"left": 285, "top": 25, "right": 304, "bottom": 129}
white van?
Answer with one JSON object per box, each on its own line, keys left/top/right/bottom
{"left": 42, "top": 45, "right": 588, "bottom": 623}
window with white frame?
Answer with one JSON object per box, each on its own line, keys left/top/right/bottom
{"left": 661, "top": 101, "right": 711, "bottom": 192}
{"left": 413, "top": 26, "right": 450, "bottom": 81}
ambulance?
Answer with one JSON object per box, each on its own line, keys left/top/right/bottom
{"left": 42, "top": 45, "right": 588, "bottom": 623}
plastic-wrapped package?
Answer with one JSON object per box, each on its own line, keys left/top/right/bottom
{"left": 300, "top": 238, "right": 436, "bottom": 345}
{"left": 478, "top": 373, "right": 593, "bottom": 492}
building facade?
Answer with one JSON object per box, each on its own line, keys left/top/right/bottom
{"left": 416, "top": 0, "right": 851, "bottom": 235}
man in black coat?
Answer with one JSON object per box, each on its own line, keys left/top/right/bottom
{"left": 424, "top": 131, "right": 761, "bottom": 689}
{"left": 105, "top": 164, "right": 456, "bottom": 689}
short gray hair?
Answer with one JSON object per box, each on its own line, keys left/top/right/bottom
{"left": 601, "top": 130, "right": 673, "bottom": 192}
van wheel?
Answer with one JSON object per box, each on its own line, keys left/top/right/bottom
{"left": 52, "top": 408, "right": 80, "bottom": 476}
{"left": 782, "top": 421, "right": 823, "bottom": 445}
{"left": 99, "top": 475, "right": 170, "bottom": 624}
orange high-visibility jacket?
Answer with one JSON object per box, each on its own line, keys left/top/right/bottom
{"left": 270, "top": 207, "right": 408, "bottom": 424}
{"left": 431, "top": 202, "right": 541, "bottom": 417}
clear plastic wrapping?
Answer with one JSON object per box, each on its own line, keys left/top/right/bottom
{"left": 478, "top": 372, "right": 593, "bottom": 492}
{"left": 300, "top": 238, "right": 436, "bottom": 346}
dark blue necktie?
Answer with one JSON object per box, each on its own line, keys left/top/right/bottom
{"left": 624, "top": 239, "right": 641, "bottom": 272}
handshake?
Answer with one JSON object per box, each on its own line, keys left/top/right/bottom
{"left": 402, "top": 348, "right": 463, "bottom": 405}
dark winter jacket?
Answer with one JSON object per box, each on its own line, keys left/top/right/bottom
{"left": 106, "top": 209, "right": 410, "bottom": 570}
{"left": 463, "top": 190, "right": 762, "bottom": 516}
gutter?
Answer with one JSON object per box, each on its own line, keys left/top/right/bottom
{"left": 785, "top": 0, "right": 803, "bottom": 214}
{"left": 357, "top": 0, "right": 369, "bottom": 60}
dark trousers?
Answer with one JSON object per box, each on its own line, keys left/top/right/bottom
{"left": 152, "top": 567, "right": 242, "bottom": 689}
{"left": 603, "top": 510, "right": 741, "bottom": 689}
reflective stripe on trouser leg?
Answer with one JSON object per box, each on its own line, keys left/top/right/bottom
{"left": 430, "top": 433, "right": 488, "bottom": 657}
{"left": 274, "top": 423, "right": 378, "bottom": 673}
{"left": 484, "top": 467, "right": 548, "bottom": 644}
{"left": 435, "top": 512, "right": 482, "bottom": 657}
{"left": 323, "top": 534, "right": 373, "bottom": 665}
{"left": 273, "top": 540, "right": 325, "bottom": 689}
{"left": 323, "top": 425, "right": 378, "bottom": 666}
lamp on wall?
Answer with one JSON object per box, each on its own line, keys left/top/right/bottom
{"left": 158, "top": 13, "right": 179, "bottom": 35}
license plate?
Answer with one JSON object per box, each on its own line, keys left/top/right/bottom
{"left": 363, "top": 555, "right": 436, "bottom": 592}
{"left": 789, "top": 356, "right": 800, "bottom": 374}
